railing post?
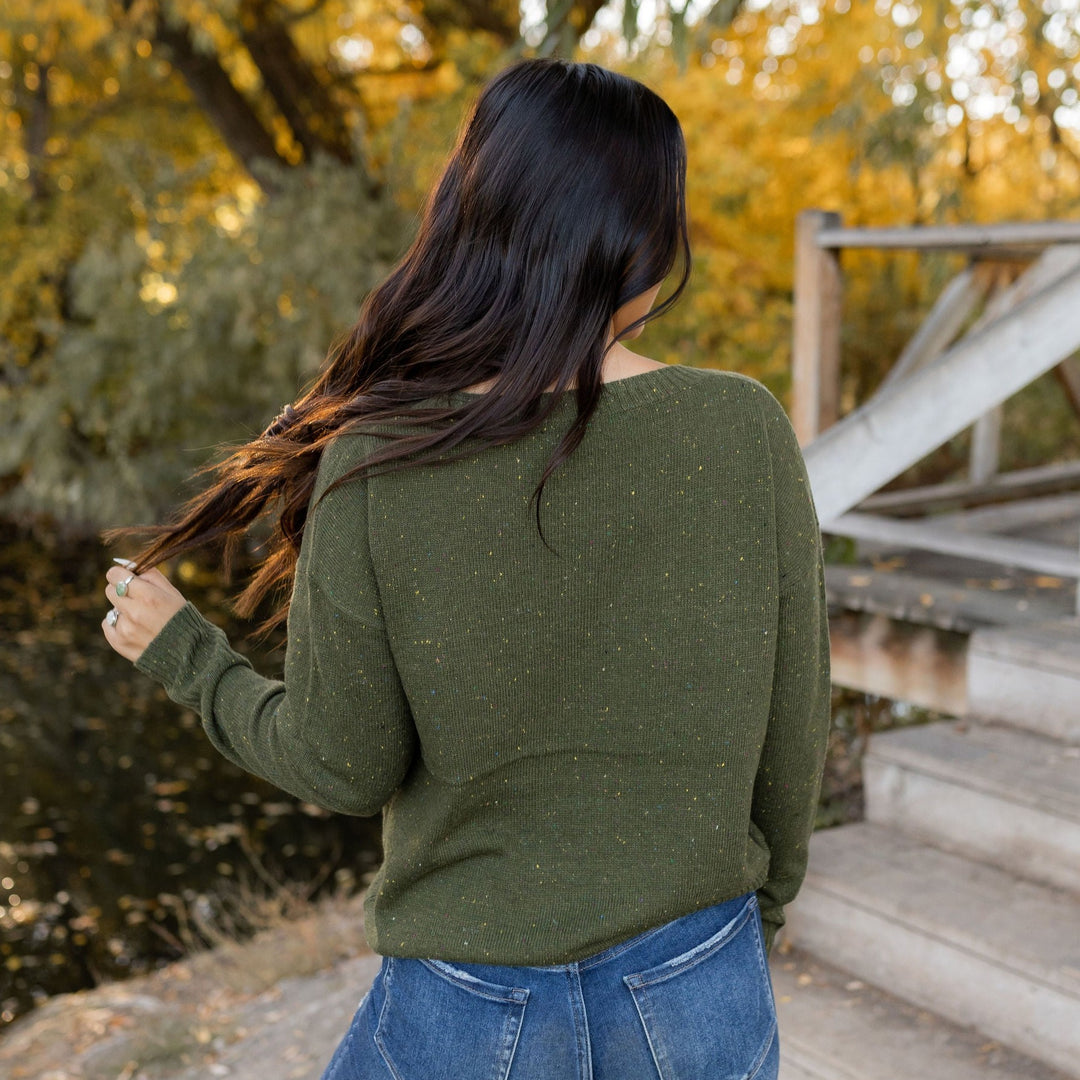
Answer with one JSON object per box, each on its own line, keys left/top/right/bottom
{"left": 969, "top": 403, "right": 1003, "bottom": 484}
{"left": 792, "top": 209, "right": 843, "bottom": 446}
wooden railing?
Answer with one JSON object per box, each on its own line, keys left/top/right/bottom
{"left": 792, "top": 211, "right": 1080, "bottom": 613}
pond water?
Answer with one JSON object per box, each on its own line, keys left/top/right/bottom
{"left": 0, "top": 524, "right": 382, "bottom": 1030}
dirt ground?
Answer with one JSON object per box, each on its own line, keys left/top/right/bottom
{"left": 0, "top": 890, "right": 380, "bottom": 1080}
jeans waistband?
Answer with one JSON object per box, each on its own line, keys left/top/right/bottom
{"left": 503, "top": 889, "right": 759, "bottom": 975}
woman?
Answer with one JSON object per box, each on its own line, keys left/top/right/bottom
{"left": 102, "top": 57, "right": 830, "bottom": 1080}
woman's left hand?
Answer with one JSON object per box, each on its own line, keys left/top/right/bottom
{"left": 102, "top": 561, "right": 189, "bottom": 664}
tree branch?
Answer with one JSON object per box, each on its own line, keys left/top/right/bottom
{"left": 140, "top": 6, "right": 290, "bottom": 191}
{"left": 420, "top": 0, "right": 520, "bottom": 47}
{"left": 237, "top": 0, "right": 358, "bottom": 172}
{"left": 282, "top": 0, "right": 330, "bottom": 24}
{"left": 25, "top": 60, "right": 52, "bottom": 202}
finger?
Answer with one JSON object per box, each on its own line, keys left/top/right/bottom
{"left": 106, "top": 564, "right": 166, "bottom": 590}
{"left": 105, "top": 583, "right": 129, "bottom": 609}
{"left": 106, "top": 578, "right": 140, "bottom": 605}
{"left": 106, "top": 569, "right": 139, "bottom": 598}
{"left": 105, "top": 598, "right": 145, "bottom": 636}
{"left": 101, "top": 612, "right": 137, "bottom": 662}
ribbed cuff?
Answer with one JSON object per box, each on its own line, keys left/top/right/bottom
{"left": 133, "top": 600, "right": 220, "bottom": 686}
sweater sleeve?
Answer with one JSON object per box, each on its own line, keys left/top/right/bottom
{"left": 133, "top": 435, "right": 418, "bottom": 817}
{"left": 751, "top": 384, "right": 832, "bottom": 956}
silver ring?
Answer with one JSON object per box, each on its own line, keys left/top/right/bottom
{"left": 106, "top": 607, "right": 120, "bottom": 627}
{"left": 116, "top": 574, "right": 134, "bottom": 597}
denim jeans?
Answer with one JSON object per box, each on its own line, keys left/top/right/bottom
{"left": 319, "top": 888, "right": 780, "bottom": 1080}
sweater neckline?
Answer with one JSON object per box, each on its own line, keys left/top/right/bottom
{"left": 443, "top": 363, "right": 694, "bottom": 415}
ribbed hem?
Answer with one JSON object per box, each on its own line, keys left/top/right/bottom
{"left": 365, "top": 872, "right": 773, "bottom": 967}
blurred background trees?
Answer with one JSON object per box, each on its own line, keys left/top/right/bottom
{"left": 2, "top": 0, "right": 1078, "bottom": 535}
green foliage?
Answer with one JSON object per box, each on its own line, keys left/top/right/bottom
{"left": 1, "top": 152, "right": 410, "bottom": 532}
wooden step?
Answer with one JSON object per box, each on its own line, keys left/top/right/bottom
{"left": 773, "top": 945, "right": 1077, "bottom": 1080}
{"left": 825, "top": 563, "right": 1067, "bottom": 632}
{"left": 863, "top": 719, "right": 1080, "bottom": 893}
{"left": 780, "top": 821, "right": 1080, "bottom": 1076}
{"left": 967, "top": 617, "right": 1080, "bottom": 741}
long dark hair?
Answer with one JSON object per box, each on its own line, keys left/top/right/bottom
{"left": 102, "top": 57, "right": 692, "bottom": 640}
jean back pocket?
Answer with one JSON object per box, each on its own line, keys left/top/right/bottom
{"left": 375, "top": 956, "right": 529, "bottom": 1080}
{"left": 622, "top": 895, "right": 777, "bottom": 1080}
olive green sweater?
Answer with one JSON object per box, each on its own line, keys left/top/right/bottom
{"left": 134, "top": 364, "right": 831, "bottom": 964}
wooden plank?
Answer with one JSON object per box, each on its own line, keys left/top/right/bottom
{"left": 963, "top": 265, "right": 1027, "bottom": 487}
{"left": 771, "top": 948, "right": 1080, "bottom": 1080}
{"left": 863, "top": 722, "right": 1080, "bottom": 894}
{"left": 815, "top": 220, "right": 1080, "bottom": 251}
{"left": 828, "top": 608, "right": 968, "bottom": 714}
{"left": 865, "top": 721, "right": 1080, "bottom": 831}
{"left": 968, "top": 617, "right": 1080, "bottom": 740}
{"left": 969, "top": 403, "right": 1002, "bottom": 484}
{"left": 826, "top": 565, "right": 1067, "bottom": 631}
{"left": 961, "top": 264, "right": 1035, "bottom": 486}
{"left": 930, "top": 491, "right": 1080, "bottom": 534}
{"left": 792, "top": 209, "right": 843, "bottom": 445}
{"left": 968, "top": 246, "right": 1080, "bottom": 321}
{"left": 867, "top": 250, "right": 1080, "bottom": 493}
{"left": 858, "top": 459, "right": 1080, "bottom": 516}
{"left": 786, "top": 822, "right": 1080, "bottom": 1075}
{"left": 805, "top": 261, "right": 1080, "bottom": 524}
{"left": 970, "top": 616, "right": 1080, "bottom": 675}
{"left": 824, "top": 511, "right": 1080, "bottom": 578}
{"left": 876, "top": 265, "right": 989, "bottom": 394}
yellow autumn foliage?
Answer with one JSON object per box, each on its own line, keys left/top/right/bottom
{"left": 575, "top": 1, "right": 1080, "bottom": 411}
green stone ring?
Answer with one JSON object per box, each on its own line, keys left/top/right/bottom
{"left": 116, "top": 574, "right": 134, "bottom": 597}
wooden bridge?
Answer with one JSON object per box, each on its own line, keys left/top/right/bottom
{"left": 772, "top": 212, "right": 1080, "bottom": 1080}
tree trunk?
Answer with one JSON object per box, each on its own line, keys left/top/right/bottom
{"left": 25, "top": 60, "right": 51, "bottom": 202}
{"left": 421, "top": 0, "right": 520, "bottom": 46}
{"left": 238, "top": 0, "right": 361, "bottom": 176}
{"left": 151, "top": 16, "right": 290, "bottom": 191}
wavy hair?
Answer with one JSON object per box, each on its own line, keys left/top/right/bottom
{"left": 102, "top": 57, "right": 692, "bottom": 640}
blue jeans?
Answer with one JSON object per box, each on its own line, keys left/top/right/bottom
{"left": 319, "top": 888, "right": 780, "bottom": 1080}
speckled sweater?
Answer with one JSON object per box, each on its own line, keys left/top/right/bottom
{"left": 134, "top": 364, "right": 831, "bottom": 964}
